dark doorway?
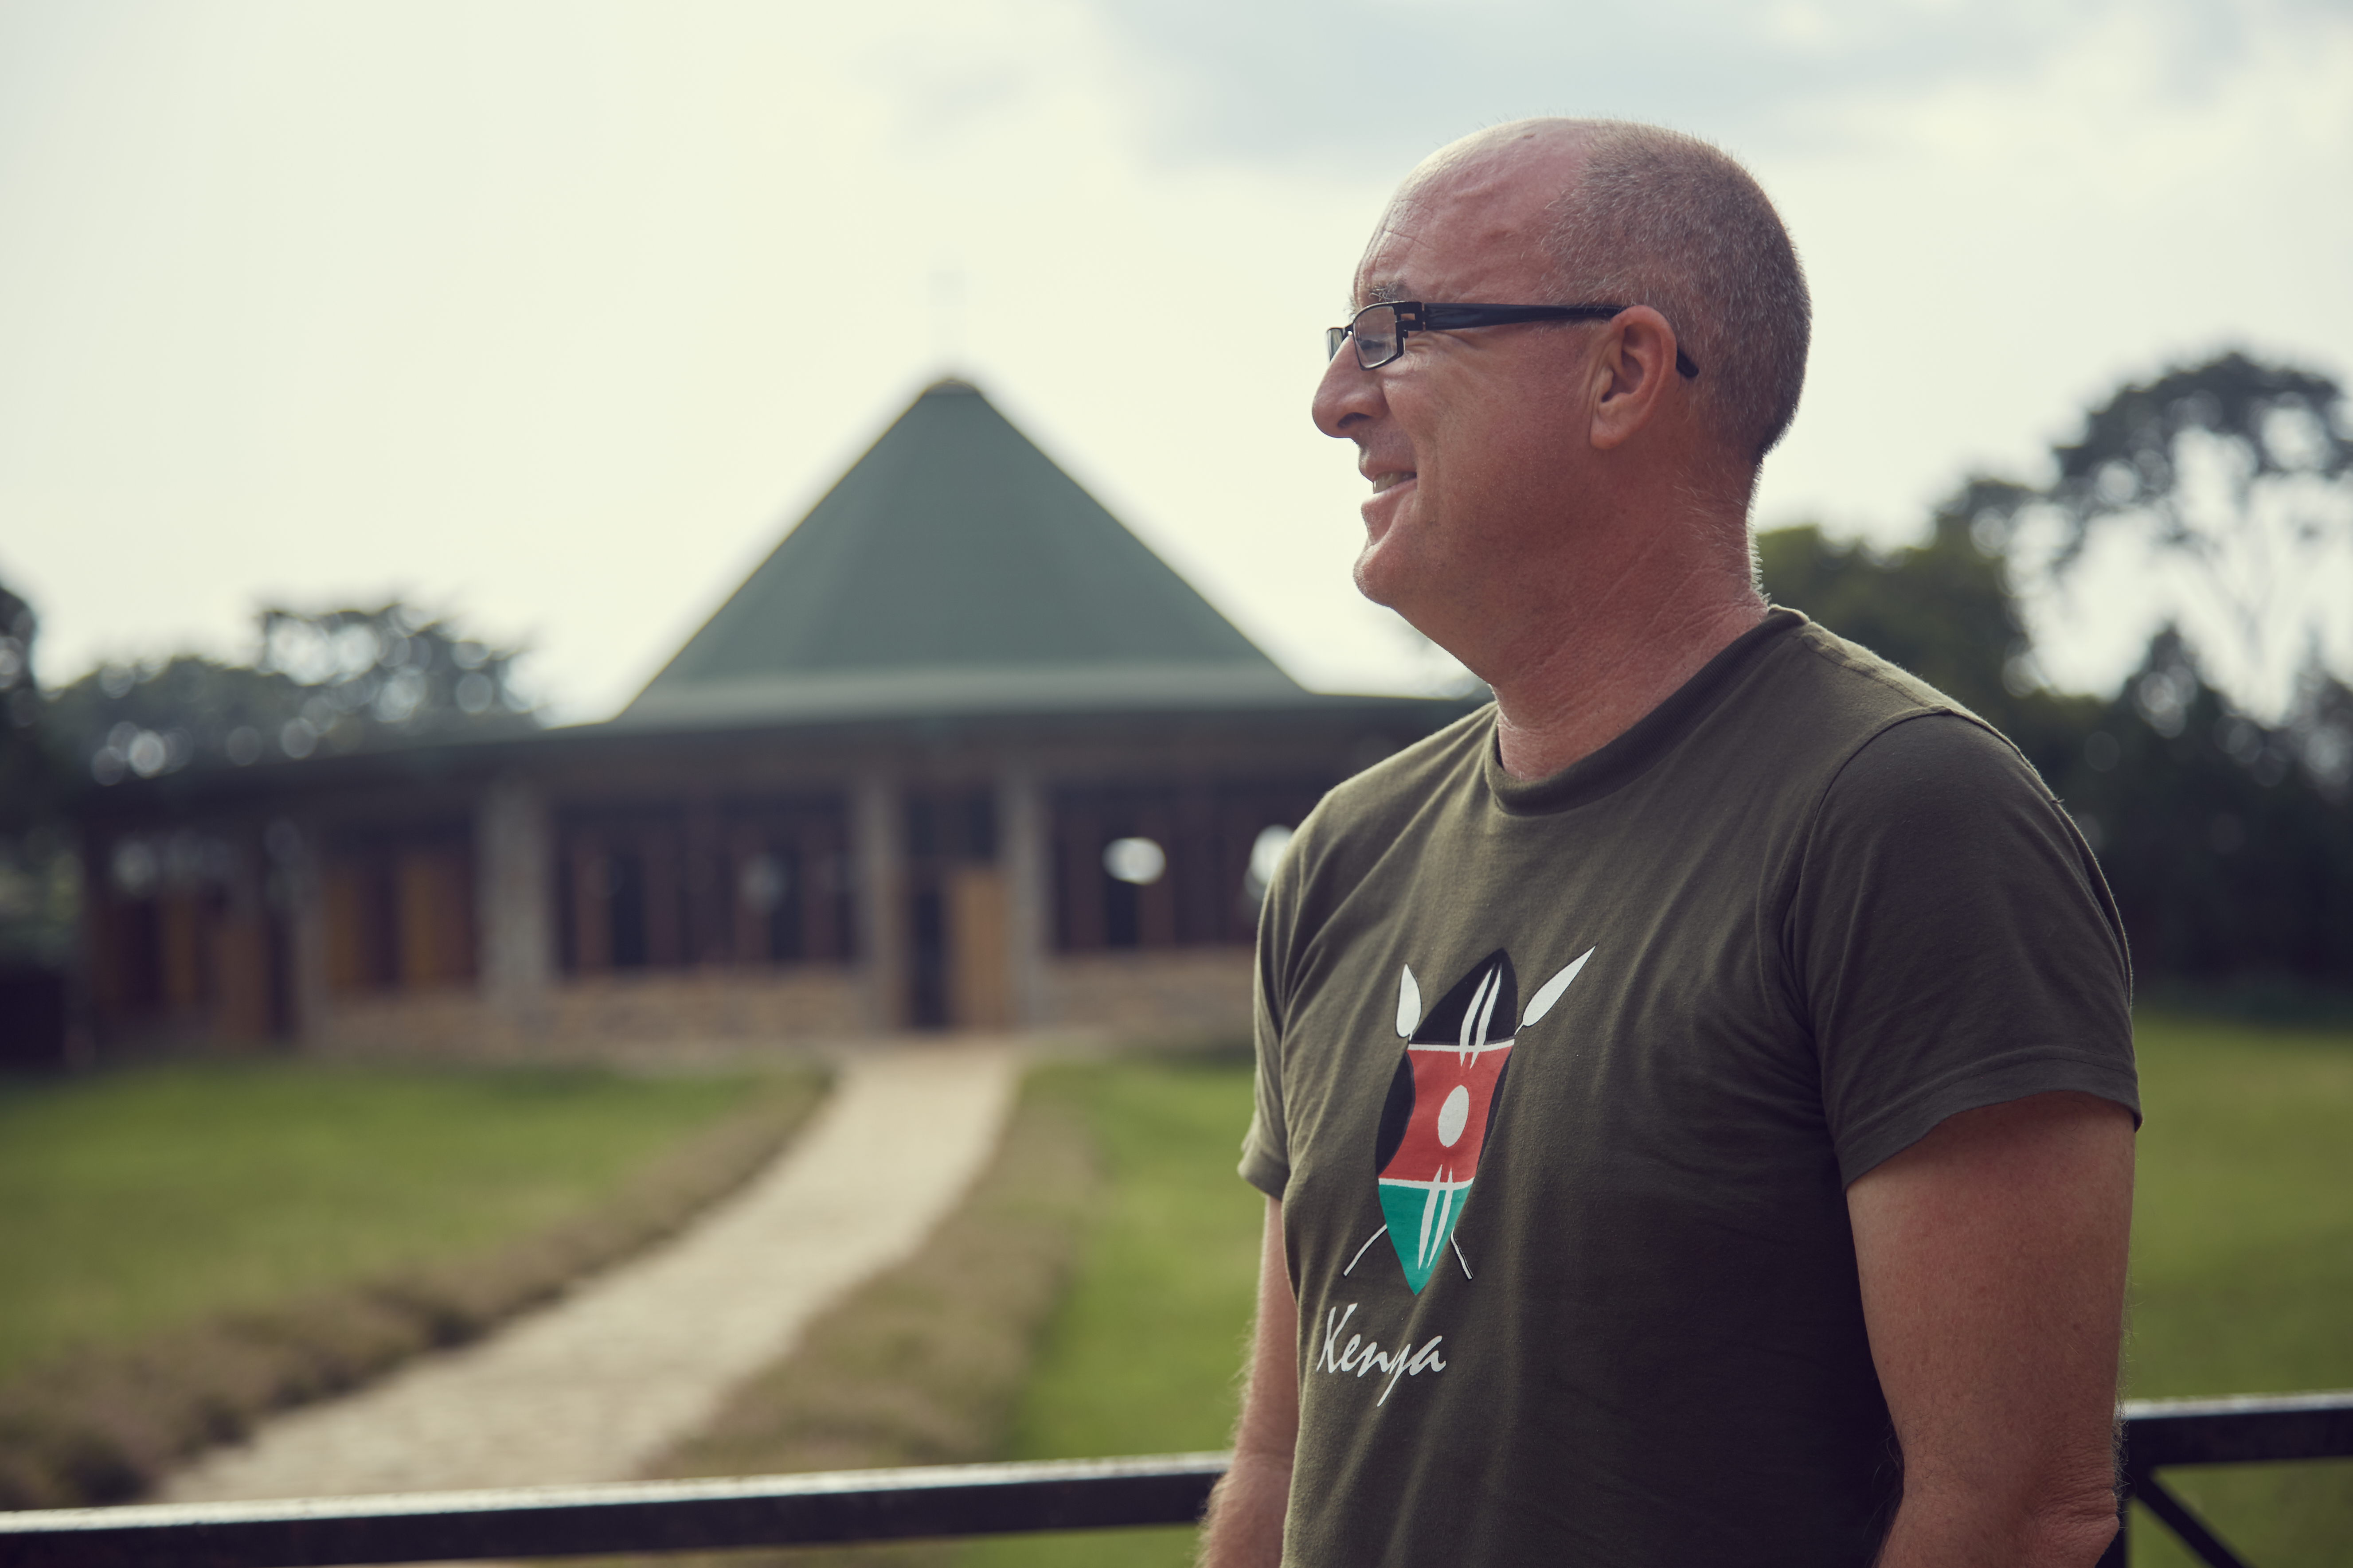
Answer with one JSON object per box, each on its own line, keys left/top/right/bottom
{"left": 908, "top": 883, "right": 950, "bottom": 1029}
{"left": 608, "top": 850, "right": 648, "bottom": 968}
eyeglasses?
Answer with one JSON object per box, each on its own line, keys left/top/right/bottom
{"left": 1325, "top": 301, "right": 1700, "bottom": 379}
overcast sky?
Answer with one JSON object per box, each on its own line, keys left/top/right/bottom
{"left": 2, "top": 0, "right": 2349, "bottom": 723}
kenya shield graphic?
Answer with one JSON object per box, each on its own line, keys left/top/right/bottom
{"left": 1366, "top": 947, "right": 1592, "bottom": 1294}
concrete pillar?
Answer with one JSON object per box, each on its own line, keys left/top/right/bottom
{"left": 997, "top": 767, "right": 1048, "bottom": 1029}
{"left": 476, "top": 775, "right": 553, "bottom": 1030}
{"left": 851, "top": 774, "right": 903, "bottom": 1033}
{"left": 275, "top": 815, "right": 331, "bottom": 1049}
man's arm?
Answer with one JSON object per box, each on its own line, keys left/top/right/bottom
{"left": 1197, "top": 1195, "right": 1298, "bottom": 1568}
{"left": 1848, "top": 1089, "right": 2135, "bottom": 1568}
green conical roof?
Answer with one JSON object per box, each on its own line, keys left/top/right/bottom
{"left": 620, "top": 379, "right": 1304, "bottom": 729}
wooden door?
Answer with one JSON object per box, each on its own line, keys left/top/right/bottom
{"left": 947, "top": 865, "right": 1012, "bottom": 1030}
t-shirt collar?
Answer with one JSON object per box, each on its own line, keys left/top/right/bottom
{"left": 1482, "top": 607, "right": 1806, "bottom": 816}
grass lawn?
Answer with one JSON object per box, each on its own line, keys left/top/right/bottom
{"left": 0, "top": 1059, "right": 771, "bottom": 1384}
{"left": 953, "top": 1018, "right": 2353, "bottom": 1567}
{"left": 960, "top": 1050, "right": 1264, "bottom": 1568}
{"left": 2124, "top": 1014, "right": 2353, "bottom": 1567}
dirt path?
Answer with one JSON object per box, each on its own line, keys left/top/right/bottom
{"left": 160, "top": 1044, "right": 1021, "bottom": 1502}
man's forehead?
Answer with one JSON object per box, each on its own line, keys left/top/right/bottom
{"left": 1349, "top": 191, "right": 1553, "bottom": 308}
{"left": 1348, "top": 132, "right": 1582, "bottom": 306}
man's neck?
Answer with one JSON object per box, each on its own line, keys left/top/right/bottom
{"left": 1486, "top": 587, "right": 1768, "bottom": 782}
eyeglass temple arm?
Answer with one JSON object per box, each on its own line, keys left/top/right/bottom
{"left": 1329, "top": 304, "right": 1699, "bottom": 377}
{"left": 1415, "top": 304, "right": 1699, "bottom": 378}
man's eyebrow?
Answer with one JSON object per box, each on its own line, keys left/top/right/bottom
{"left": 1360, "top": 279, "right": 1411, "bottom": 306}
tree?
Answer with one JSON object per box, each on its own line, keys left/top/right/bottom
{"left": 1977, "top": 351, "right": 2353, "bottom": 724}
{"left": 2055, "top": 631, "right": 2353, "bottom": 996}
{"left": 0, "top": 581, "right": 51, "bottom": 827}
{"left": 0, "top": 580, "right": 74, "bottom": 974}
{"left": 47, "top": 602, "right": 538, "bottom": 789}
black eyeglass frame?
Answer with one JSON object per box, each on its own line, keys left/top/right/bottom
{"left": 1326, "top": 301, "right": 1700, "bottom": 379}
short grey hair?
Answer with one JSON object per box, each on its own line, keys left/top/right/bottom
{"left": 1541, "top": 121, "right": 1810, "bottom": 469}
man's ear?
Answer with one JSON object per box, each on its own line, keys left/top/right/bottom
{"left": 1589, "top": 306, "right": 1681, "bottom": 452}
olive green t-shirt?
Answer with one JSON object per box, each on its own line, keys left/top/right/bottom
{"left": 1242, "top": 610, "right": 2138, "bottom": 1567}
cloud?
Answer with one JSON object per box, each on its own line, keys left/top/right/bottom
{"left": 1071, "top": 0, "right": 2333, "bottom": 172}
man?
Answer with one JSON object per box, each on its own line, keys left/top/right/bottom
{"left": 1198, "top": 120, "right": 2138, "bottom": 1567}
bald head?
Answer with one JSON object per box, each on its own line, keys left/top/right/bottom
{"left": 1367, "top": 123, "right": 1582, "bottom": 303}
{"left": 1397, "top": 119, "right": 1811, "bottom": 472}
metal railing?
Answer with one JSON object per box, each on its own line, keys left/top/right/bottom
{"left": 0, "top": 1455, "right": 1229, "bottom": 1568}
{"left": 2100, "top": 1391, "right": 2353, "bottom": 1568}
{"left": 3, "top": 1394, "right": 2345, "bottom": 1568}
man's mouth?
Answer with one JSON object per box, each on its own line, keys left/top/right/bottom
{"left": 1369, "top": 471, "right": 1416, "bottom": 494}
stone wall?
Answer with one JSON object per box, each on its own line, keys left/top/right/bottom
{"left": 310, "top": 966, "right": 866, "bottom": 1061}
{"left": 297, "top": 952, "right": 1255, "bottom": 1057}
{"left": 1036, "top": 947, "right": 1254, "bottom": 1037}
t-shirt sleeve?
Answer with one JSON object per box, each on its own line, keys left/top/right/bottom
{"left": 1238, "top": 822, "right": 1303, "bottom": 1200}
{"left": 1788, "top": 712, "right": 2140, "bottom": 1186}
{"left": 1239, "top": 964, "right": 1291, "bottom": 1199}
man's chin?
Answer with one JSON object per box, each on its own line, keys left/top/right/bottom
{"left": 1352, "top": 492, "right": 1423, "bottom": 606}
{"left": 1351, "top": 538, "right": 1415, "bottom": 612}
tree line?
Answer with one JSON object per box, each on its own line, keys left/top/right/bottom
{"left": 0, "top": 600, "right": 535, "bottom": 972}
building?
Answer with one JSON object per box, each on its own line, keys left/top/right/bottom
{"left": 77, "top": 380, "right": 1465, "bottom": 1056}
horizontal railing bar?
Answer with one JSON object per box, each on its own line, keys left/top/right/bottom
{"left": 2, "top": 1393, "right": 2348, "bottom": 1568}
{"left": 2121, "top": 1390, "right": 2353, "bottom": 1468}
{"left": 0, "top": 1454, "right": 1231, "bottom": 1568}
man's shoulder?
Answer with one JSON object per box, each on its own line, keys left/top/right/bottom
{"left": 1280, "top": 705, "right": 1496, "bottom": 902}
{"left": 1745, "top": 619, "right": 2080, "bottom": 906}
{"left": 1763, "top": 614, "right": 1974, "bottom": 723}
{"left": 1256, "top": 707, "right": 1492, "bottom": 1027}
{"left": 1740, "top": 612, "right": 2022, "bottom": 777}
{"left": 1285, "top": 616, "right": 2040, "bottom": 870}
{"left": 1290, "top": 701, "right": 1493, "bottom": 864}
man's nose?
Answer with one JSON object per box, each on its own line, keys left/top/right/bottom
{"left": 1312, "top": 342, "right": 1383, "bottom": 439}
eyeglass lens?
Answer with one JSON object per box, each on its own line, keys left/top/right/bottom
{"left": 1327, "top": 304, "right": 1402, "bottom": 369}
{"left": 1349, "top": 305, "right": 1399, "bottom": 368}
